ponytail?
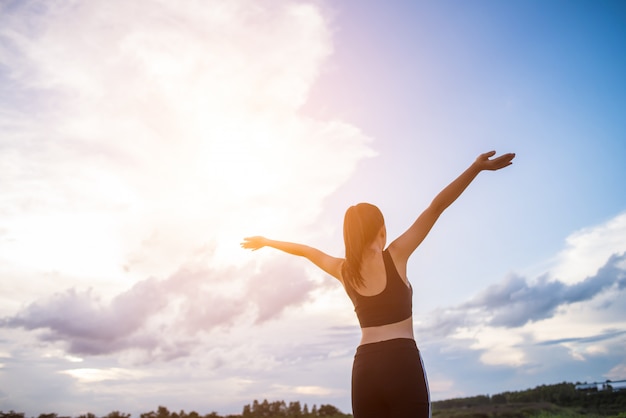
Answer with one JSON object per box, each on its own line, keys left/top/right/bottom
{"left": 342, "top": 203, "right": 384, "bottom": 288}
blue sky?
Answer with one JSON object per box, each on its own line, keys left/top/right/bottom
{"left": 0, "top": 0, "right": 625, "bottom": 416}
{"left": 313, "top": 0, "right": 626, "bottom": 309}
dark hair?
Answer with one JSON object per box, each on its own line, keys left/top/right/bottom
{"left": 342, "top": 203, "right": 384, "bottom": 288}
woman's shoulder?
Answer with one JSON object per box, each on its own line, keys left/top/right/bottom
{"left": 385, "top": 244, "right": 410, "bottom": 280}
{"left": 385, "top": 243, "right": 402, "bottom": 261}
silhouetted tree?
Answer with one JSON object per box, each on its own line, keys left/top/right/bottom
{"left": 242, "top": 404, "right": 252, "bottom": 418}
{"left": 1, "top": 412, "right": 25, "bottom": 418}
{"left": 157, "top": 406, "right": 171, "bottom": 418}
{"left": 103, "top": 412, "right": 130, "bottom": 418}
{"left": 317, "top": 405, "right": 341, "bottom": 417}
{"left": 287, "top": 401, "right": 302, "bottom": 417}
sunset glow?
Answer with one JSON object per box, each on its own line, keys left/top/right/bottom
{"left": 1, "top": 0, "right": 625, "bottom": 416}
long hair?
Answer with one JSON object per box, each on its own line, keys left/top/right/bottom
{"left": 342, "top": 203, "right": 384, "bottom": 288}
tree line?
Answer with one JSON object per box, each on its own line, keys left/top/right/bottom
{"left": 241, "top": 400, "right": 347, "bottom": 417}
{"left": 0, "top": 401, "right": 351, "bottom": 418}
{"left": 4, "top": 381, "right": 626, "bottom": 418}
{"left": 432, "top": 381, "right": 626, "bottom": 416}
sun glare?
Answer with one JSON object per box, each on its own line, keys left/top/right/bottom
{"left": 195, "top": 117, "right": 284, "bottom": 200}
{"left": 2, "top": 212, "right": 126, "bottom": 282}
{"left": 60, "top": 367, "right": 144, "bottom": 383}
{"left": 182, "top": 100, "right": 323, "bottom": 266}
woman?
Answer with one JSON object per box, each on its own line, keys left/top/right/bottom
{"left": 241, "top": 150, "right": 515, "bottom": 417}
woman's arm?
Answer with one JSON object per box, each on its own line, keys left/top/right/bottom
{"left": 389, "top": 151, "right": 515, "bottom": 264}
{"left": 241, "top": 236, "right": 344, "bottom": 281}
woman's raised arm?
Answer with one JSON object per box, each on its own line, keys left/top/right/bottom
{"left": 241, "top": 236, "right": 344, "bottom": 281}
{"left": 389, "top": 151, "right": 515, "bottom": 264}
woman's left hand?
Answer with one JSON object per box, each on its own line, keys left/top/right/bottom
{"left": 474, "top": 151, "right": 515, "bottom": 171}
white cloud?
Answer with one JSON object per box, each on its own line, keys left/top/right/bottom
{"left": 417, "top": 211, "right": 626, "bottom": 385}
{"left": 606, "top": 364, "right": 626, "bottom": 381}
{"left": 0, "top": 1, "right": 371, "bottom": 413}
{"left": 463, "top": 327, "right": 526, "bottom": 367}
{"left": 0, "top": 0, "right": 374, "bottom": 303}
{"left": 550, "top": 212, "right": 626, "bottom": 284}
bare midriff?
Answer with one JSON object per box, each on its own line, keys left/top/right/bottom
{"left": 359, "top": 316, "right": 414, "bottom": 346}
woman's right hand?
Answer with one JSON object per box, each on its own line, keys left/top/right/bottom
{"left": 241, "top": 236, "right": 268, "bottom": 251}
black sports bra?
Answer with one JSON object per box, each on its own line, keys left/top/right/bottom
{"left": 343, "top": 249, "right": 413, "bottom": 328}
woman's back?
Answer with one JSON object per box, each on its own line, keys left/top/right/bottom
{"left": 343, "top": 248, "right": 415, "bottom": 345}
{"left": 351, "top": 250, "right": 387, "bottom": 296}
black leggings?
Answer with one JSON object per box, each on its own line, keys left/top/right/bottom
{"left": 352, "top": 338, "right": 430, "bottom": 418}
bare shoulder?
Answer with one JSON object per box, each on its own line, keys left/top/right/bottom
{"left": 386, "top": 242, "right": 410, "bottom": 282}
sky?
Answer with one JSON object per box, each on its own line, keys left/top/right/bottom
{"left": 0, "top": 0, "right": 625, "bottom": 416}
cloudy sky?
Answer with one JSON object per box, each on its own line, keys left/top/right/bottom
{"left": 1, "top": 0, "right": 625, "bottom": 416}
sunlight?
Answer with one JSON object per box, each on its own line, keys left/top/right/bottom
{"left": 1, "top": 212, "right": 127, "bottom": 283}
{"left": 193, "top": 114, "right": 286, "bottom": 200}
{"left": 187, "top": 113, "right": 303, "bottom": 267}
{"left": 60, "top": 367, "right": 145, "bottom": 383}
{"left": 0, "top": 0, "right": 372, "bottom": 283}
{"left": 272, "top": 383, "right": 339, "bottom": 397}
{"left": 294, "top": 385, "right": 334, "bottom": 396}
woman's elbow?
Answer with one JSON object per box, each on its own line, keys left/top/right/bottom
{"left": 427, "top": 200, "right": 447, "bottom": 216}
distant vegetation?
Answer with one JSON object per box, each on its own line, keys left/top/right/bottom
{"left": 432, "top": 381, "right": 626, "bottom": 417}
{"left": 2, "top": 381, "right": 625, "bottom": 418}
{"left": 0, "top": 402, "right": 350, "bottom": 418}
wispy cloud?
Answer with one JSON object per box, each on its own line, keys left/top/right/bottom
{"left": 416, "top": 213, "right": 626, "bottom": 395}
{"left": 418, "top": 210, "right": 626, "bottom": 342}
{"left": 536, "top": 329, "right": 626, "bottom": 346}
{"left": 472, "top": 252, "right": 626, "bottom": 328}
{"left": 2, "top": 257, "right": 318, "bottom": 359}
{"left": 419, "top": 251, "right": 626, "bottom": 337}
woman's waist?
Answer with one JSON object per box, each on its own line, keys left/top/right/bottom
{"left": 359, "top": 316, "right": 414, "bottom": 346}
